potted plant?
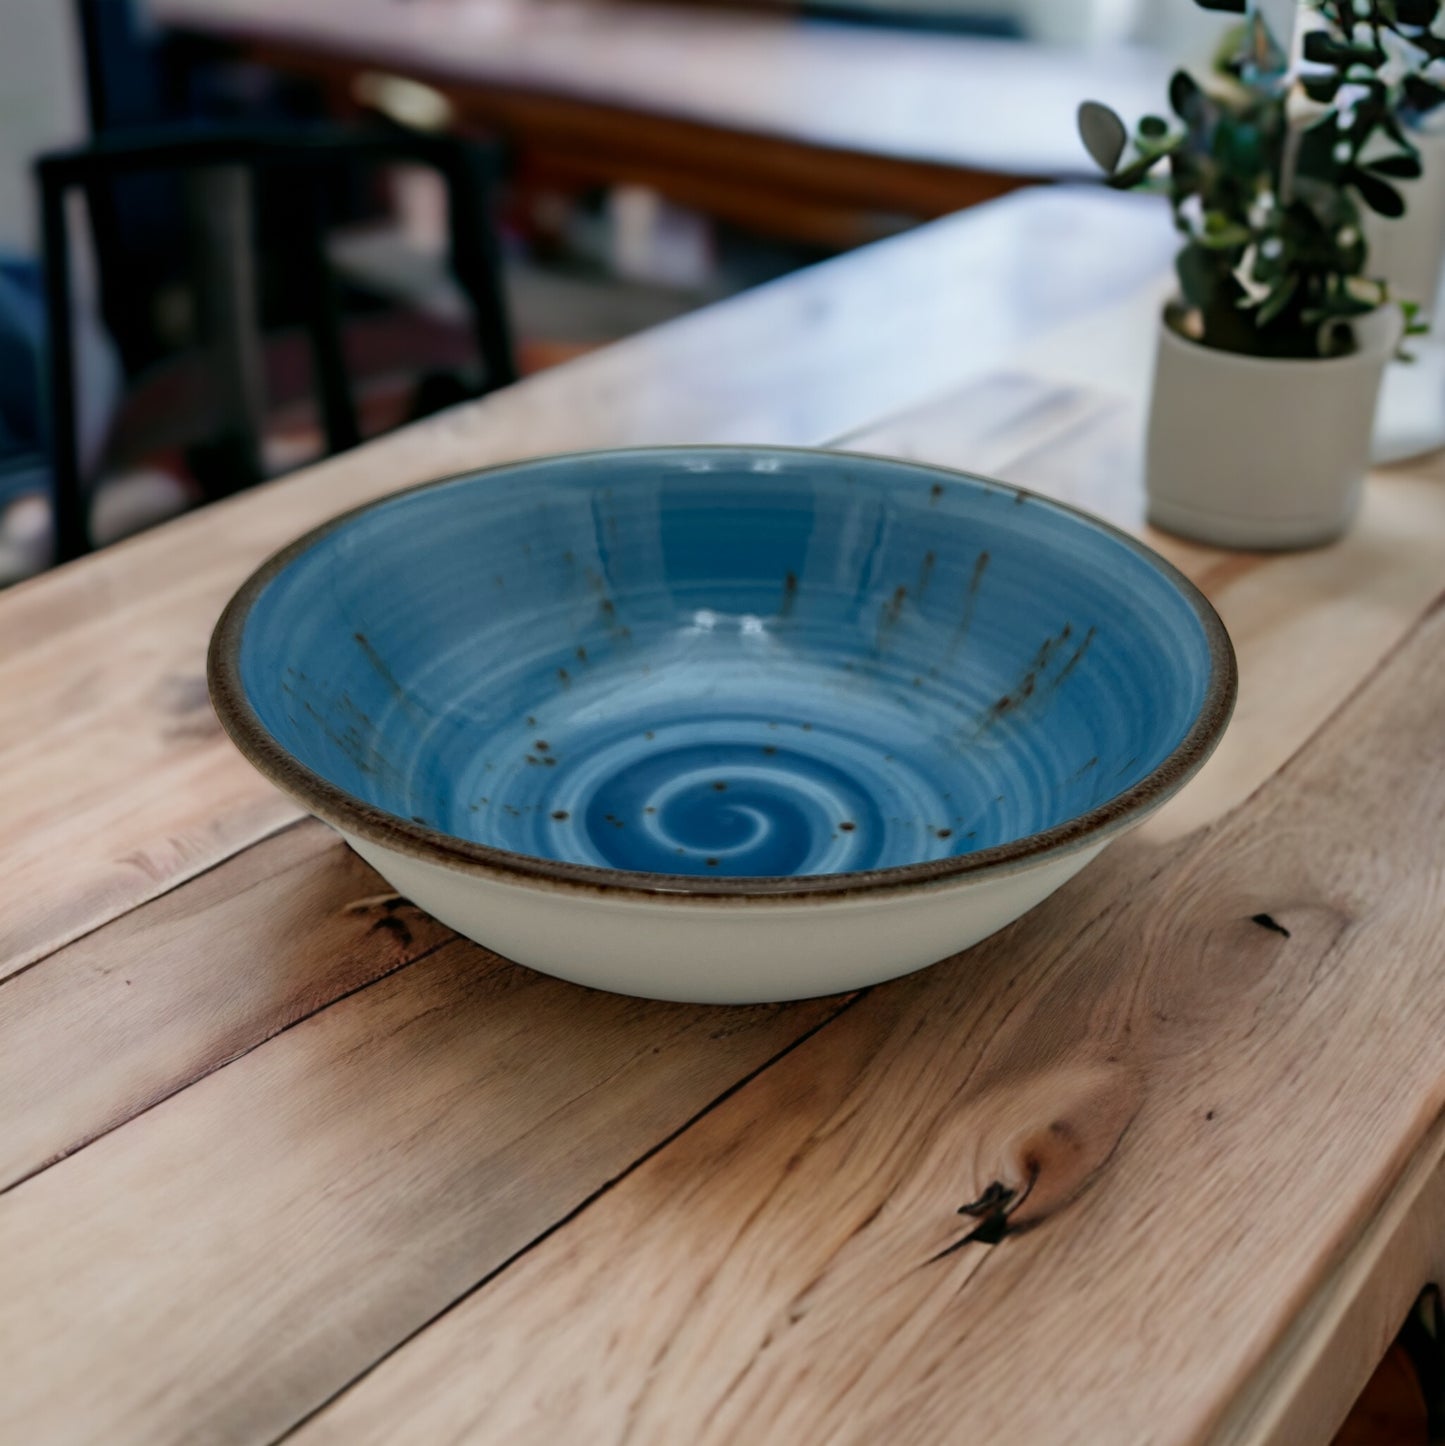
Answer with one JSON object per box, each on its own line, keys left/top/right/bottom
{"left": 1298, "top": 0, "right": 1445, "bottom": 461}
{"left": 1079, "top": 0, "right": 1421, "bottom": 548}
{"left": 1313, "top": 0, "right": 1445, "bottom": 311}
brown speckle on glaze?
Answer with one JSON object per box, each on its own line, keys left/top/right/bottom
{"left": 1057, "top": 625, "right": 1097, "bottom": 684}
{"left": 705, "top": 857, "right": 719, "bottom": 867}
{"left": 780, "top": 570, "right": 799, "bottom": 617}
{"left": 917, "top": 549, "right": 936, "bottom": 599}
{"left": 551, "top": 810, "right": 570, "bottom": 821}
{"left": 947, "top": 550, "right": 991, "bottom": 658}
{"left": 877, "top": 584, "right": 908, "bottom": 648}
{"left": 535, "top": 740, "right": 550, "bottom": 751}
{"left": 352, "top": 632, "right": 424, "bottom": 719}
{"left": 839, "top": 821, "right": 857, "bottom": 832}
{"left": 713, "top": 781, "right": 728, "bottom": 791}
{"left": 936, "top": 827, "right": 953, "bottom": 840}
{"left": 557, "top": 667, "right": 571, "bottom": 687}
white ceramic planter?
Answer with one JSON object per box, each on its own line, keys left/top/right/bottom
{"left": 1145, "top": 306, "right": 1402, "bottom": 550}
{"left": 1365, "top": 127, "right": 1445, "bottom": 316}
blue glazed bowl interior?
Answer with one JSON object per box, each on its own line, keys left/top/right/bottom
{"left": 234, "top": 448, "right": 1219, "bottom": 881}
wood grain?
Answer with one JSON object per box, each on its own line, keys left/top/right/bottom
{"left": 289, "top": 586, "right": 1445, "bottom": 1446}
{"left": 0, "top": 821, "right": 453, "bottom": 1192}
{"left": 0, "top": 937, "right": 845, "bottom": 1445}
{"left": 7, "top": 188, "right": 1445, "bottom": 1445}
{"left": 9, "top": 345, "right": 1445, "bottom": 1256}
{"left": 1221, "top": 1114, "right": 1445, "bottom": 1444}
{"left": 0, "top": 189, "right": 1172, "bottom": 979}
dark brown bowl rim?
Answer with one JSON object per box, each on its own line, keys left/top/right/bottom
{"left": 208, "top": 445, "right": 1237, "bottom": 904}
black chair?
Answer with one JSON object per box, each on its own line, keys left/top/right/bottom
{"left": 37, "top": 125, "right": 517, "bottom": 561}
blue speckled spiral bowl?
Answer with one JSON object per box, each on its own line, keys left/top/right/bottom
{"left": 211, "top": 447, "right": 1234, "bottom": 913}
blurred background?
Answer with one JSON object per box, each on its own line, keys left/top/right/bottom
{"left": 0, "top": 0, "right": 1231, "bottom": 580}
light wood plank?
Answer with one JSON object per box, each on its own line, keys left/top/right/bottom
{"left": 290, "top": 575, "right": 1445, "bottom": 1446}
{"left": 1220, "top": 1110, "right": 1445, "bottom": 1444}
{"left": 0, "top": 821, "right": 453, "bottom": 1192}
{"left": 11, "top": 364, "right": 1445, "bottom": 1279}
{"left": 5, "top": 192, "right": 1440, "bottom": 1446}
{"left": 0, "top": 939, "right": 845, "bottom": 1445}
{"left": 0, "top": 189, "right": 1173, "bottom": 980}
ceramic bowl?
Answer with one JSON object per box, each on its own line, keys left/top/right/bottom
{"left": 209, "top": 447, "right": 1235, "bottom": 1003}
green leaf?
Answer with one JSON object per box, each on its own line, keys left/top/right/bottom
{"left": 1196, "top": 217, "right": 1254, "bottom": 248}
{"left": 1257, "top": 273, "right": 1300, "bottom": 326}
{"left": 1367, "top": 151, "right": 1425, "bottom": 179}
{"left": 1403, "top": 74, "right": 1445, "bottom": 114}
{"left": 1139, "top": 114, "right": 1170, "bottom": 139}
{"left": 1302, "top": 32, "right": 1387, "bottom": 67}
{"left": 1300, "top": 72, "right": 1344, "bottom": 103}
{"left": 1176, "top": 244, "right": 1218, "bottom": 312}
{"left": 1077, "top": 101, "right": 1128, "bottom": 173}
{"left": 1169, "top": 69, "right": 1207, "bottom": 124}
{"left": 1352, "top": 168, "right": 1408, "bottom": 215}
{"left": 1393, "top": 0, "right": 1440, "bottom": 23}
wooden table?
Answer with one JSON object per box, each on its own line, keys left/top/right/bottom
{"left": 153, "top": 0, "right": 1170, "bottom": 246}
{"left": 4, "top": 186, "right": 1445, "bottom": 1444}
